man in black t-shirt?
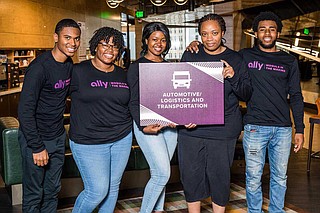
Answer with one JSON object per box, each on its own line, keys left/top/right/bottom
{"left": 239, "top": 12, "right": 304, "bottom": 213}
{"left": 18, "top": 19, "right": 81, "bottom": 212}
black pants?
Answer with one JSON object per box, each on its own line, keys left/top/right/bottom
{"left": 178, "top": 134, "right": 237, "bottom": 206}
{"left": 19, "top": 131, "right": 65, "bottom": 213}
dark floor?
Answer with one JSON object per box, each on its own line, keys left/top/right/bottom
{"left": 285, "top": 148, "right": 320, "bottom": 213}
{"left": 232, "top": 147, "right": 320, "bottom": 213}
{"left": 1, "top": 139, "right": 320, "bottom": 212}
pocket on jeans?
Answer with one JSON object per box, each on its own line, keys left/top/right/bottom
{"left": 244, "top": 124, "right": 260, "bottom": 133}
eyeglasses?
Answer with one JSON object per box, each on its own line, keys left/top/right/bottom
{"left": 98, "top": 42, "right": 119, "bottom": 51}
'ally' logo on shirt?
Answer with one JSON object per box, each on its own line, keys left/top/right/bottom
{"left": 90, "top": 80, "right": 129, "bottom": 89}
{"left": 91, "top": 80, "right": 108, "bottom": 88}
{"left": 54, "top": 78, "right": 70, "bottom": 89}
{"left": 248, "top": 61, "right": 286, "bottom": 73}
{"left": 248, "top": 61, "right": 264, "bottom": 70}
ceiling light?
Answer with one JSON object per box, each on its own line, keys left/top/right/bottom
{"left": 108, "top": 0, "right": 124, "bottom": 3}
{"left": 107, "top": 2, "right": 119, "bottom": 8}
{"left": 150, "top": 0, "right": 167, "bottom": 6}
{"left": 294, "top": 38, "right": 299, "bottom": 46}
{"left": 174, "top": 0, "right": 188, "bottom": 6}
{"left": 294, "top": 32, "right": 300, "bottom": 46}
{"left": 106, "top": 0, "right": 121, "bottom": 8}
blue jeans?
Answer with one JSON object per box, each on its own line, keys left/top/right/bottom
{"left": 133, "top": 122, "right": 178, "bottom": 212}
{"left": 243, "top": 124, "right": 292, "bottom": 213}
{"left": 70, "top": 132, "right": 132, "bottom": 213}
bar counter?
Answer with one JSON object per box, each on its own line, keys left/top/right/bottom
{"left": 0, "top": 84, "right": 22, "bottom": 118}
{"left": 0, "top": 85, "right": 22, "bottom": 96}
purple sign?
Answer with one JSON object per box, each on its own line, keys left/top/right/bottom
{"left": 139, "top": 62, "right": 224, "bottom": 126}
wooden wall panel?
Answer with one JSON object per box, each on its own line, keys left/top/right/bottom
{"left": 134, "top": 20, "right": 143, "bottom": 60}
{"left": 0, "top": 0, "right": 124, "bottom": 49}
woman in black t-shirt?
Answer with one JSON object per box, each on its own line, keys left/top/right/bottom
{"left": 181, "top": 14, "right": 252, "bottom": 213}
{"left": 69, "top": 27, "right": 132, "bottom": 212}
{"left": 127, "top": 22, "right": 178, "bottom": 213}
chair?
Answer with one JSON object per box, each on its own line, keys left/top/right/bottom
{"left": 307, "top": 98, "right": 320, "bottom": 173}
{"left": 0, "top": 117, "right": 21, "bottom": 205}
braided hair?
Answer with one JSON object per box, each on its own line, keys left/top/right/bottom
{"left": 198, "top": 13, "right": 227, "bottom": 45}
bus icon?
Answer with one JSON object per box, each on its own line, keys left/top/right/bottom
{"left": 172, "top": 71, "right": 192, "bottom": 89}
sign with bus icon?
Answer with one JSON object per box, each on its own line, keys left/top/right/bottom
{"left": 172, "top": 71, "right": 192, "bottom": 89}
{"left": 139, "top": 62, "right": 224, "bottom": 126}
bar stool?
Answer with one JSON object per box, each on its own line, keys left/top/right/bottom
{"left": 307, "top": 98, "right": 320, "bottom": 173}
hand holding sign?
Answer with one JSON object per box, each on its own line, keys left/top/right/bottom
{"left": 221, "top": 60, "right": 234, "bottom": 79}
{"left": 139, "top": 62, "right": 224, "bottom": 126}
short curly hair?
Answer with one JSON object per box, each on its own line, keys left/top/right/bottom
{"left": 89, "top": 27, "right": 124, "bottom": 60}
{"left": 252, "top": 11, "right": 283, "bottom": 33}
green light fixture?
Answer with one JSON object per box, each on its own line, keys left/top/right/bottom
{"left": 135, "top": 11, "right": 144, "bottom": 18}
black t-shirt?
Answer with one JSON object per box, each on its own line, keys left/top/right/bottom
{"left": 69, "top": 60, "right": 132, "bottom": 144}
{"left": 18, "top": 51, "right": 73, "bottom": 152}
{"left": 178, "top": 45, "right": 252, "bottom": 139}
{"left": 239, "top": 46, "right": 304, "bottom": 133}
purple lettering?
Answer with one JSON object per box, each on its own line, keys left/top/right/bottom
{"left": 90, "top": 80, "right": 128, "bottom": 89}
{"left": 54, "top": 79, "right": 69, "bottom": 89}
{"left": 102, "top": 81, "right": 108, "bottom": 88}
{"left": 65, "top": 78, "right": 71, "bottom": 86}
{"left": 248, "top": 61, "right": 264, "bottom": 70}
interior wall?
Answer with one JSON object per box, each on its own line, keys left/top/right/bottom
{"left": 0, "top": 0, "right": 125, "bottom": 50}
{"left": 224, "top": 16, "right": 234, "bottom": 51}
{"left": 135, "top": 20, "right": 143, "bottom": 60}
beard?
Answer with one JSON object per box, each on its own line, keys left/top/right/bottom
{"left": 257, "top": 38, "right": 276, "bottom": 49}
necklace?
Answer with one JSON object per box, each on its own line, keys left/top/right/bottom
{"left": 91, "top": 59, "right": 114, "bottom": 73}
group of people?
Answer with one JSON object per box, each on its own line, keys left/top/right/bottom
{"left": 17, "top": 11, "right": 304, "bottom": 213}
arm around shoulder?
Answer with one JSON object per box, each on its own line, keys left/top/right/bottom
{"left": 229, "top": 56, "right": 252, "bottom": 102}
